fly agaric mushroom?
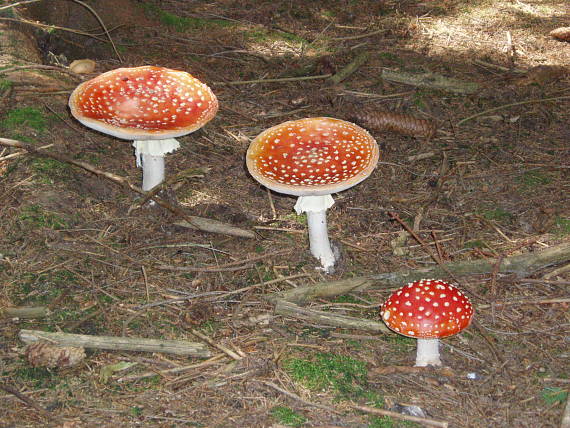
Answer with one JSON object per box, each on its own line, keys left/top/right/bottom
{"left": 69, "top": 66, "right": 218, "bottom": 191}
{"left": 380, "top": 279, "right": 474, "bottom": 367}
{"left": 246, "top": 117, "right": 379, "bottom": 273}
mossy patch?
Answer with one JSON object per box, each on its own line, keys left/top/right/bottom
{"left": 18, "top": 204, "right": 69, "bottom": 230}
{"left": 271, "top": 406, "right": 307, "bottom": 427}
{"left": 1, "top": 107, "right": 48, "bottom": 133}
{"left": 283, "top": 352, "right": 367, "bottom": 399}
{"left": 140, "top": 3, "right": 233, "bottom": 32}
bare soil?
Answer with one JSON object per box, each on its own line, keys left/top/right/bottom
{"left": 0, "top": 1, "right": 569, "bottom": 427}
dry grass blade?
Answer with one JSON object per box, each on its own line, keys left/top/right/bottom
{"left": 348, "top": 110, "right": 437, "bottom": 139}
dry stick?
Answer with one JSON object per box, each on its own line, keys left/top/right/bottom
{"left": 0, "top": 382, "right": 56, "bottom": 421}
{"left": 70, "top": 0, "right": 122, "bottom": 62}
{"left": 118, "top": 355, "right": 226, "bottom": 383}
{"left": 561, "top": 391, "right": 570, "bottom": 428}
{"left": 213, "top": 73, "right": 332, "bottom": 86}
{"left": 0, "top": 306, "right": 48, "bottom": 319}
{"left": 259, "top": 380, "right": 341, "bottom": 414}
{"left": 0, "top": 17, "right": 110, "bottom": 44}
{"left": 268, "top": 241, "right": 570, "bottom": 304}
{"left": 329, "top": 51, "right": 369, "bottom": 84}
{"left": 190, "top": 329, "right": 242, "bottom": 361}
{"left": 478, "top": 297, "right": 570, "bottom": 309}
{"left": 381, "top": 68, "right": 479, "bottom": 94}
{"left": 388, "top": 211, "right": 487, "bottom": 302}
{"left": 351, "top": 404, "right": 448, "bottom": 428}
{"left": 330, "top": 28, "right": 387, "bottom": 41}
{"left": 156, "top": 248, "right": 292, "bottom": 272}
{"left": 457, "top": 96, "right": 570, "bottom": 126}
{"left": 0, "top": 64, "right": 83, "bottom": 80}
{"left": 19, "top": 329, "right": 211, "bottom": 357}
{"left": 0, "top": 138, "right": 255, "bottom": 239}
{"left": 275, "top": 299, "right": 389, "bottom": 333}
{"left": 0, "top": 0, "right": 41, "bottom": 9}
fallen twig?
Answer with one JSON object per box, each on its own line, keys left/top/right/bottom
{"left": 561, "top": 390, "right": 570, "bottom": 428}
{"left": 0, "top": 382, "right": 56, "bottom": 421}
{"left": 258, "top": 380, "right": 341, "bottom": 414}
{"left": 190, "top": 329, "right": 242, "bottom": 361}
{"left": 381, "top": 68, "right": 479, "bottom": 94}
{"left": 268, "top": 241, "right": 570, "bottom": 303}
{"left": 329, "top": 51, "right": 369, "bottom": 84}
{"left": 214, "top": 73, "right": 332, "bottom": 86}
{"left": 274, "top": 299, "right": 389, "bottom": 333}
{"left": 351, "top": 404, "right": 449, "bottom": 428}
{"left": 457, "top": 96, "right": 570, "bottom": 126}
{"left": 0, "top": 306, "right": 49, "bottom": 319}
{"left": 19, "top": 329, "right": 211, "bottom": 358}
{"left": 156, "top": 248, "right": 292, "bottom": 272}
{"left": 118, "top": 355, "right": 226, "bottom": 382}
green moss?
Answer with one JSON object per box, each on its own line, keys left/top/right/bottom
{"left": 0, "top": 78, "right": 13, "bottom": 91}
{"left": 283, "top": 352, "right": 367, "bottom": 398}
{"left": 480, "top": 208, "right": 513, "bottom": 222}
{"left": 541, "top": 387, "right": 568, "bottom": 405}
{"left": 516, "top": 169, "right": 552, "bottom": 189}
{"left": 464, "top": 240, "right": 485, "bottom": 249}
{"left": 13, "top": 366, "right": 57, "bottom": 388}
{"left": 553, "top": 217, "right": 570, "bottom": 236}
{"left": 271, "top": 406, "right": 307, "bottom": 427}
{"left": 1, "top": 107, "right": 47, "bottom": 133}
{"left": 140, "top": 3, "right": 233, "bottom": 32}
{"left": 30, "top": 157, "right": 72, "bottom": 183}
{"left": 18, "top": 205, "right": 69, "bottom": 230}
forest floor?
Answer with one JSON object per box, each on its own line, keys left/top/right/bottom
{"left": 0, "top": 0, "right": 569, "bottom": 427}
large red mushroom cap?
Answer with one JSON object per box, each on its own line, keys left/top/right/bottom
{"left": 69, "top": 66, "right": 218, "bottom": 140}
{"left": 380, "top": 279, "right": 474, "bottom": 339}
{"left": 246, "top": 117, "right": 379, "bottom": 196}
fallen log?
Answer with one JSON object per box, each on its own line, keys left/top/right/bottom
{"left": 19, "top": 329, "right": 212, "bottom": 358}
{"left": 381, "top": 68, "right": 479, "bottom": 94}
{"left": 0, "top": 306, "right": 49, "bottom": 319}
{"left": 269, "top": 241, "right": 570, "bottom": 304}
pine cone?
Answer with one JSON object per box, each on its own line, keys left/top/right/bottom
{"left": 349, "top": 110, "right": 437, "bottom": 139}
{"left": 550, "top": 27, "right": 570, "bottom": 41}
{"left": 25, "top": 342, "right": 86, "bottom": 368}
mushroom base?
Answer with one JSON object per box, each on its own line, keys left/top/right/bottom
{"left": 294, "top": 195, "right": 337, "bottom": 273}
{"left": 415, "top": 338, "right": 441, "bottom": 367}
{"left": 140, "top": 154, "right": 165, "bottom": 191}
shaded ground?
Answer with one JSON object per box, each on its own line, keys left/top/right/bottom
{"left": 0, "top": 0, "right": 569, "bottom": 427}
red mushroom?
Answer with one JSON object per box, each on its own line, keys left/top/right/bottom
{"left": 246, "top": 117, "right": 379, "bottom": 273}
{"left": 380, "top": 279, "right": 474, "bottom": 367}
{"left": 69, "top": 66, "right": 218, "bottom": 191}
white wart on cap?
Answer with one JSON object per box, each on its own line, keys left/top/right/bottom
{"left": 69, "top": 66, "right": 218, "bottom": 140}
{"left": 246, "top": 117, "right": 379, "bottom": 197}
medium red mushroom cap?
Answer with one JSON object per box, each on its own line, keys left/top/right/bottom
{"left": 246, "top": 117, "right": 379, "bottom": 197}
{"left": 380, "top": 279, "right": 474, "bottom": 339}
{"left": 69, "top": 66, "right": 218, "bottom": 140}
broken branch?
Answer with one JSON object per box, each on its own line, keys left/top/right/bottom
{"left": 269, "top": 242, "right": 570, "bottom": 303}
{"left": 19, "top": 329, "right": 211, "bottom": 358}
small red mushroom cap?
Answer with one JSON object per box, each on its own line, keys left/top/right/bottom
{"left": 246, "top": 117, "right": 379, "bottom": 197}
{"left": 380, "top": 279, "right": 474, "bottom": 339}
{"left": 69, "top": 66, "right": 218, "bottom": 140}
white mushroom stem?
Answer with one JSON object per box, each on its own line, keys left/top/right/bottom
{"left": 133, "top": 138, "right": 180, "bottom": 191}
{"left": 294, "top": 195, "right": 336, "bottom": 273}
{"left": 415, "top": 338, "right": 441, "bottom": 367}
